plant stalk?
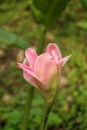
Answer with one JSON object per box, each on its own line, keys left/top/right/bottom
{"left": 20, "top": 86, "right": 34, "bottom": 130}
{"left": 37, "top": 25, "right": 47, "bottom": 54}
{"left": 40, "top": 99, "right": 53, "bottom": 130}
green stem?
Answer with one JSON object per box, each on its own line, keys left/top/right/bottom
{"left": 20, "top": 86, "right": 34, "bottom": 130}
{"left": 40, "top": 99, "right": 53, "bottom": 130}
{"left": 37, "top": 25, "right": 47, "bottom": 54}
{"left": 40, "top": 84, "right": 58, "bottom": 130}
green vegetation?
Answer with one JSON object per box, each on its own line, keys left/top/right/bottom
{"left": 0, "top": 0, "right": 87, "bottom": 130}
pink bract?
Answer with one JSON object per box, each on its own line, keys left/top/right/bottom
{"left": 17, "top": 43, "right": 71, "bottom": 90}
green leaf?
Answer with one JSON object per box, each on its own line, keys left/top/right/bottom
{"left": 33, "top": 0, "right": 49, "bottom": 13}
{"left": 32, "top": 0, "right": 70, "bottom": 26}
{"left": 30, "top": 108, "right": 42, "bottom": 124}
{"left": 0, "top": 29, "right": 28, "bottom": 50}
{"left": 80, "top": 0, "right": 87, "bottom": 9}
{"left": 76, "top": 21, "right": 87, "bottom": 29}
{"left": 48, "top": 112, "right": 62, "bottom": 125}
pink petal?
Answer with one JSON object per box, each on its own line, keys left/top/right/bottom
{"left": 17, "top": 63, "right": 45, "bottom": 89}
{"left": 34, "top": 53, "right": 52, "bottom": 78}
{"left": 23, "top": 58, "right": 29, "bottom": 66}
{"left": 23, "top": 70, "right": 37, "bottom": 88}
{"left": 58, "top": 55, "right": 71, "bottom": 67}
{"left": 25, "top": 48, "right": 37, "bottom": 68}
{"left": 42, "top": 60, "right": 57, "bottom": 86}
{"left": 17, "top": 63, "right": 39, "bottom": 80}
{"left": 46, "top": 43, "right": 62, "bottom": 62}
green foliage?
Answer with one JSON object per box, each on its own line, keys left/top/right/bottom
{"left": 48, "top": 112, "right": 62, "bottom": 126}
{"left": 0, "top": 0, "right": 24, "bottom": 3}
{"left": 80, "top": 0, "right": 87, "bottom": 9}
{"left": 0, "top": 29, "right": 28, "bottom": 50}
{"left": 3, "top": 110, "right": 21, "bottom": 130}
{"left": 32, "top": 0, "right": 70, "bottom": 26}
{"left": 76, "top": 20, "right": 87, "bottom": 29}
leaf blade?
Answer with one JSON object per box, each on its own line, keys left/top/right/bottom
{"left": 32, "top": 0, "right": 70, "bottom": 26}
{"left": 0, "top": 29, "right": 28, "bottom": 50}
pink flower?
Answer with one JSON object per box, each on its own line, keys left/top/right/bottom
{"left": 17, "top": 43, "right": 71, "bottom": 90}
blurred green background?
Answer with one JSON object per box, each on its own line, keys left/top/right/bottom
{"left": 0, "top": 0, "right": 87, "bottom": 130}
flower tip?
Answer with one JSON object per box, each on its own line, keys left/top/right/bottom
{"left": 17, "top": 62, "right": 21, "bottom": 68}
{"left": 64, "top": 55, "right": 72, "bottom": 63}
{"left": 68, "top": 55, "right": 72, "bottom": 59}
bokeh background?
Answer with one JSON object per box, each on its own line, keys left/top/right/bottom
{"left": 0, "top": 0, "right": 87, "bottom": 130}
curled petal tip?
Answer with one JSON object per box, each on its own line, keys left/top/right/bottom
{"left": 66, "top": 54, "right": 71, "bottom": 61}
{"left": 25, "top": 48, "right": 37, "bottom": 68}
{"left": 57, "top": 55, "right": 71, "bottom": 67}
{"left": 46, "top": 43, "right": 62, "bottom": 61}
{"left": 65, "top": 55, "right": 71, "bottom": 61}
{"left": 17, "top": 62, "right": 21, "bottom": 68}
{"left": 68, "top": 55, "right": 72, "bottom": 58}
{"left": 62, "top": 55, "right": 71, "bottom": 66}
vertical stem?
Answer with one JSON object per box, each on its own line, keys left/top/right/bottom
{"left": 40, "top": 87, "right": 58, "bottom": 130}
{"left": 40, "top": 100, "right": 53, "bottom": 130}
{"left": 20, "top": 86, "right": 34, "bottom": 130}
{"left": 37, "top": 25, "right": 47, "bottom": 54}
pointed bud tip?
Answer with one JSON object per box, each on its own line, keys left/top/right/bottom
{"left": 17, "top": 62, "right": 21, "bottom": 68}
{"left": 67, "top": 55, "right": 72, "bottom": 59}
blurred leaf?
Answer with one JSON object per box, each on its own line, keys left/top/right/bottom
{"left": 80, "top": 0, "right": 87, "bottom": 9}
{"left": 76, "top": 21, "right": 87, "bottom": 29}
{"left": 33, "top": 95, "right": 43, "bottom": 104}
{"left": 48, "top": 112, "right": 62, "bottom": 125}
{"left": 32, "top": 0, "right": 70, "bottom": 26}
{"left": 30, "top": 108, "right": 42, "bottom": 124}
{"left": 0, "top": 29, "right": 28, "bottom": 50}
{"left": 3, "top": 110, "right": 21, "bottom": 130}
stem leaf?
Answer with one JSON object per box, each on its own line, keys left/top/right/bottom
{"left": 32, "top": 0, "right": 70, "bottom": 26}
{"left": 0, "top": 29, "right": 28, "bottom": 50}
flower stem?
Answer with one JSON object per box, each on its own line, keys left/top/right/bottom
{"left": 20, "top": 85, "right": 34, "bottom": 130}
{"left": 37, "top": 25, "right": 47, "bottom": 54}
{"left": 40, "top": 99, "right": 53, "bottom": 130}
